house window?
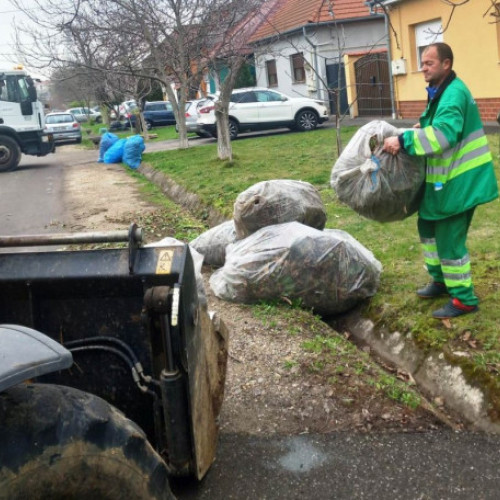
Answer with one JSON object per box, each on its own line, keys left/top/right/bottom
{"left": 291, "top": 53, "right": 306, "bottom": 83}
{"left": 266, "top": 60, "right": 278, "bottom": 87}
{"left": 414, "top": 20, "right": 443, "bottom": 70}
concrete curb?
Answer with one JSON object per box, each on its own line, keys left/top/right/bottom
{"left": 333, "top": 310, "right": 500, "bottom": 433}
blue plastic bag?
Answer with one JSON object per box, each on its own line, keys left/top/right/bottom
{"left": 103, "top": 138, "right": 126, "bottom": 164}
{"left": 123, "top": 135, "right": 146, "bottom": 169}
{"left": 98, "top": 132, "right": 119, "bottom": 163}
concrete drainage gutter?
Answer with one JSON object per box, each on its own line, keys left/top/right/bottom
{"left": 333, "top": 309, "right": 500, "bottom": 433}
{"left": 139, "top": 164, "right": 227, "bottom": 227}
{"left": 138, "top": 163, "right": 499, "bottom": 433}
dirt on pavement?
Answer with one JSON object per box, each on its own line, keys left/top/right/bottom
{"left": 62, "top": 159, "right": 466, "bottom": 436}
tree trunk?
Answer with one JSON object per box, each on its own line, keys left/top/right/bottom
{"left": 335, "top": 89, "right": 343, "bottom": 156}
{"left": 177, "top": 120, "right": 189, "bottom": 149}
{"left": 138, "top": 113, "right": 149, "bottom": 140}
{"left": 162, "top": 81, "right": 191, "bottom": 149}
{"left": 103, "top": 108, "right": 111, "bottom": 126}
{"left": 215, "top": 104, "right": 232, "bottom": 161}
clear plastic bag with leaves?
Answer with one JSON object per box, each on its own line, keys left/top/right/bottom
{"left": 190, "top": 220, "right": 237, "bottom": 267}
{"left": 209, "top": 222, "right": 382, "bottom": 316}
{"left": 330, "top": 120, "right": 425, "bottom": 222}
{"left": 233, "top": 179, "right": 327, "bottom": 239}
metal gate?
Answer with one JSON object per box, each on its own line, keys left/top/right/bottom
{"left": 325, "top": 62, "right": 349, "bottom": 116}
{"left": 355, "top": 53, "right": 392, "bottom": 116}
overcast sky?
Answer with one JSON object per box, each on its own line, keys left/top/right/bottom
{"left": 0, "top": 0, "right": 47, "bottom": 78}
{"left": 0, "top": 0, "right": 24, "bottom": 68}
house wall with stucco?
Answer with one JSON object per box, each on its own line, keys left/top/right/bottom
{"left": 386, "top": 0, "right": 500, "bottom": 121}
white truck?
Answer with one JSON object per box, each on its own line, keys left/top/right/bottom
{"left": 0, "top": 68, "right": 55, "bottom": 172}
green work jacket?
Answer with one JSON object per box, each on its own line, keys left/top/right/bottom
{"left": 401, "top": 75, "right": 498, "bottom": 220}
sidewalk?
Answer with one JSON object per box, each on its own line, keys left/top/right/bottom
{"left": 337, "top": 115, "right": 500, "bottom": 134}
{"left": 140, "top": 115, "right": 500, "bottom": 154}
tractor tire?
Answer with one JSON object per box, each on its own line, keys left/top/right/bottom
{"left": 295, "top": 109, "right": 319, "bottom": 131}
{"left": 0, "top": 136, "right": 21, "bottom": 173}
{"left": 0, "top": 384, "right": 173, "bottom": 500}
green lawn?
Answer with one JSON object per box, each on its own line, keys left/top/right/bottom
{"left": 141, "top": 126, "right": 500, "bottom": 410}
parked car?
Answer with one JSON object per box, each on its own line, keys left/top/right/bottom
{"left": 110, "top": 100, "right": 137, "bottom": 120}
{"left": 143, "top": 101, "right": 175, "bottom": 129}
{"left": 126, "top": 101, "right": 176, "bottom": 130}
{"left": 66, "top": 107, "right": 102, "bottom": 123}
{"left": 175, "top": 97, "right": 216, "bottom": 136}
{"left": 197, "top": 87, "right": 329, "bottom": 139}
{"left": 44, "top": 112, "right": 82, "bottom": 144}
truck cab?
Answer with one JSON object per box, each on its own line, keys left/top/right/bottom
{"left": 0, "top": 68, "right": 55, "bottom": 172}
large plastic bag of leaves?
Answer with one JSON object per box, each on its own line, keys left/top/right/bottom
{"left": 233, "top": 179, "right": 327, "bottom": 240}
{"left": 145, "top": 237, "right": 207, "bottom": 308}
{"left": 103, "top": 138, "right": 127, "bottom": 164}
{"left": 98, "top": 132, "right": 119, "bottom": 163}
{"left": 123, "top": 135, "right": 145, "bottom": 169}
{"left": 209, "top": 221, "right": 382, "bottom": 316}
{"left": 323, "top": 228, "right": 381, "bottom": 269}
{"left": 190, "top": 220, "right": 237, "bottom": 267}
{"left": 330, "top": 120, "right": 425, "bottom": 222}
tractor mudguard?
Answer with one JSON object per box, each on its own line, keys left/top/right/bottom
{"left": 0, "top": 324, "right": 73, "bottom": 393}
{"left": 0, "top": 225, "right": 228, "bottom": 480}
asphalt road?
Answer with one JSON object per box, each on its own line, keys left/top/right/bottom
{"left": 0, "top": 149, "right": 65, "bottom": 235}
{"left": 2, "top": 135, "right": 500, "bottom": 500}
{"left": 172, "top": 431, "right": 500, "bottom": 499}
{"left": 0, "top": 143, "right": 98, "bottom": 236}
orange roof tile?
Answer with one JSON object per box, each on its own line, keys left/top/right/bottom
{"left": 250, "top": 0, "right": 373, "bottom": 42}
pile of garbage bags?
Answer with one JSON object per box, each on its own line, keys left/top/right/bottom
{"left": 191, "top": 179, "right": 327, "bottom": 267}
{"left": 98, "top": 132, "right": 145, "bottom": 169}
{"left": 330, "top": 120, "right": 425, "bottom": 222}
{"left": 191, "top": 179, "right": 382, "bottom": 316}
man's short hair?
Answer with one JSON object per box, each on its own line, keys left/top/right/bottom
{"left": 424, "top": 42, "right": 454, "bottom": 68}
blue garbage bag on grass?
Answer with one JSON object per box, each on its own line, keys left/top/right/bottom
{"left": 103, "top": 138, "right": 127, "bottom": 164}
{"left": 98, "top": 132, "right": 119, "bottom": 163}
{"left": 123, "top": 135, "right": 145, "bottom": 169}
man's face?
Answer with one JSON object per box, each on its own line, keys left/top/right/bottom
{"left": 421, "top": 46, "right": 451, "bottom": 87}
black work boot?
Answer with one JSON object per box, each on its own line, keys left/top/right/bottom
{"left": 416, "top": 282, "right": 449, "bottom": 299}
{"left": 432, "top": 298, "right": 479, "bottom": 319}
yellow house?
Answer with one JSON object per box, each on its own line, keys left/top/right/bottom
{"left": 382, "top": 0, "right": 500, "bottom": 121}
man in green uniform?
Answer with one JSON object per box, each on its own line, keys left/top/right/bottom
{"left": 383, "top": 42, "right": 498, "bottom": 319}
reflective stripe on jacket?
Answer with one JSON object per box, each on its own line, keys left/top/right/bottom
{"left": 402, "top": 76, "right": 498, "bottom": 220}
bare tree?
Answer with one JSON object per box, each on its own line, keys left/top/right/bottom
{"left": 13, "top": 0, "right": 269, "bottom": 153}
{"left": 198, "top": 0, "right": 285, "bottom": 160}
{"left": 50, "top": 65, "right": 96, "bottom": 109}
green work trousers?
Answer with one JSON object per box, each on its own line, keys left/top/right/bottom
{"left": 417, "top": 208, "right": 478, "bottom": 305}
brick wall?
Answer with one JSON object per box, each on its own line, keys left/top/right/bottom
{"left": 397, "top": 100, "right": 426, "bottom": 119}
{"left": 476, "top": 98, "right": 500, "bottom": 122}
{"left": 398, "top": 98, "right": 500, "bottom": 123}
